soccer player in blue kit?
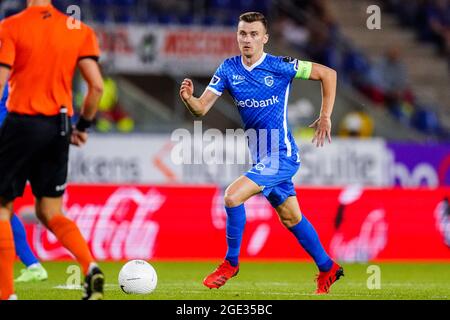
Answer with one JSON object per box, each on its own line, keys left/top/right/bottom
{"left": 180, "top": 12, "right": 343, "bottom": 294}
{"left": 0, "top": 85, "right": 48, "bottom": 283}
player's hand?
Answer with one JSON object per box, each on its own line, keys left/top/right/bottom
{"left": 70, "top": 128, "right": 88, "bottom": 147}
{"left": 309, "top": 116, "right": 332, "bottom": 147}
{"left": 180, "top": 78, "right": 194, "bottom": 102}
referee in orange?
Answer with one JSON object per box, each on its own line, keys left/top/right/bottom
{"left": 0, "top": 0, "right": 104, "bottom": 300}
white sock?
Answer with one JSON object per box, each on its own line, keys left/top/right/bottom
{"left": 87, "top": 262, "right": 98, "bottom": 274}
{"left": 27, "top": 263, "right": 41, "bottom": 269}
{"left": 8, "top": 294, "right": 18, "bottom": 300}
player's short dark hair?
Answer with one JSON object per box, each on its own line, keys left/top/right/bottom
{"left": 239, "top": 12, "right": 268, "bottom": 33}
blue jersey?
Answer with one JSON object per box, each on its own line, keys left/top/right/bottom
{"left": 0, "top": 84, "right": 8, "bottom": 125}
{"left": 207, "top": 53, "right": 310, "bottom": 163}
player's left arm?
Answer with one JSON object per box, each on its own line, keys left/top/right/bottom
{"left": 299, "top": 62, "right": 337, "bottom": 147}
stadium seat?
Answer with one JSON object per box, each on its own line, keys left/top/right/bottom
{"left": 157, "top": 14, "right": 179, "bottom": 25}
{"left": 179, "top": 14, "right": 194, "bottom": 25}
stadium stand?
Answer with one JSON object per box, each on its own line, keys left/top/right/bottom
{"left": 0, "top": 0, "right": 272, "bottom": 25}
{"left": 275, "top": 0, "right": 449, "bottom": 140}
{"left": 380, "top": 0, "right": 449, "bottom": 64}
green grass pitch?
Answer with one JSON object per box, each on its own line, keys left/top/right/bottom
{"left": 13, "top": 261, "right": 450, "bottom": 300}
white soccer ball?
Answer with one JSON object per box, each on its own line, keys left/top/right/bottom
{"left": 118, "top": 260, "right": 158, "bottom": 294}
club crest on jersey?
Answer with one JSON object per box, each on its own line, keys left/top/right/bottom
{"left": 210, "top": 75, "right": 221, "bottom": 86}
{"left": 264, "top": 76, "right": 274, "bottom": 87}
{"left": 255, "top": 163, "right": 266, "bottom": 171}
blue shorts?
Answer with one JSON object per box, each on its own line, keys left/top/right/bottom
{"left": 245, "top": 152, "right": 300, "bottom": 208}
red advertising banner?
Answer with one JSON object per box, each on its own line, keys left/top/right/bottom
{"left": 14, "top": 185, "right": 450, "bottom": 262}
{"left": 92, "top": 25, "right": 239, "bottom": 75}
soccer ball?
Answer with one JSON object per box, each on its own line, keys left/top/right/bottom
{"left": 118, "top": 260, "right": 158, "bottom": 294}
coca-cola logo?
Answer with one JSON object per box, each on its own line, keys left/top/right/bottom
{"left": 330, "top": 186, "right": 388, "bottom": 262}
{"left": 28, "top": 187, "right": 165, "bottom": 261}
{"left": 434, "top": 198, "right": 450, "bottom": 247}
{"left": 330, "top": 209, "right": 388, "bottom": 262}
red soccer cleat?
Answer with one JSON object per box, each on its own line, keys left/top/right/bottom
{"left": 203, "top": 260, "right": 239, "bottom": 289}
{"left": 315, "top": 261, "right": 344, "bottom": 294}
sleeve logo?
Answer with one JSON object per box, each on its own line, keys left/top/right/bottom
{"left": 282, "top": 56, "right": 295, "bottom": 63}
{"left": 283, "top": 56, "right": 299, "bottom": 71}
{"left": 210, "top": 75, "right": 221, "bottom": 86}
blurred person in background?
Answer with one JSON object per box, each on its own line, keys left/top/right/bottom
{"left": 274, "top": 13, "right": 310, "bottom": 52}
{"left": 338, "top": 110, "right": 374, "bottom": 138}
{"left": 369, "top": 47, "right": 411, "bottom": 102}
{"left": 95, "top": 74, "right": 135, "bottom": 133}
{"left": 75, "top": 65, "right": 135, "bottom": 133}
{"left": 368, "top": 47, "right": 414, "bottom": 121}
{"left": 426, "top": 0, "right": 450, "bottom": 55}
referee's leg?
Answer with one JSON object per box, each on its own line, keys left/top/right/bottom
{"left": 0, "top": 197, "right": 15, "bottom": 300}
{"left": 35, "top": 196, "right": 95, "bottom": 275}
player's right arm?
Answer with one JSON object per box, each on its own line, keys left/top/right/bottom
{"left": 180, "top": 61, "right": 228, "bottom": 117}
{"left": 179, "top": 78, "right": 219, "bottom": 117}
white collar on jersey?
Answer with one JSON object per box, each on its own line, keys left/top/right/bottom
{"left": 241, "top": 52, "right": 267, "bottom": 71}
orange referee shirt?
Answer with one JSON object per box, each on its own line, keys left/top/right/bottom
{"left": 0, "top": 4, "right": 100, "bottom": 116}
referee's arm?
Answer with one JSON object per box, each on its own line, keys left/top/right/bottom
{"left": 71, "top": 58, "right": 103, "bottom": 147}
{"left": 0, "top": 66, "right": 10, "bottom": 100}
{"left": 77, "top": 58, "right": 104, "bottom": 121}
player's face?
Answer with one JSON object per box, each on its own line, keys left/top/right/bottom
{"left": 237, "top": 21, "right": 269, "bottom": 58}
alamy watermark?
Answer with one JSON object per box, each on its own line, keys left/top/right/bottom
{"left": 170, "top": 121, "right": 283, "bottom": 174}
{"left": 366, "top": 5, "right": 381, "bottom": 30}
{"left": 366, "top": 264, "right": 381, "bottom": 289}
{"left": 0, "top": 4, "right": 84, "bottom": 29}
{"left": 66, "top": 264, "right": 82, "bottom": 288}
{"left": 66, "top": 5, "right": 81, "bottom": 30}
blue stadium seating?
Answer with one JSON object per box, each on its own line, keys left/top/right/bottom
{"left": 2, "top": 0, "right": 272, "bottom": 25}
